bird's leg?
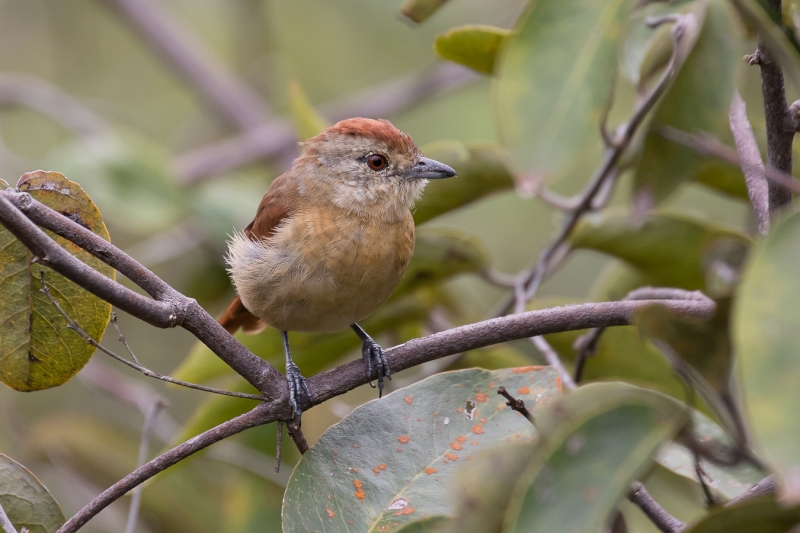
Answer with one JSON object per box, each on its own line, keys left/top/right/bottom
{"left": 282, "top": 331, "right": 310, "bottom": 418}
{"left": 351, "top": 323, "right": 391, "bottom": 397}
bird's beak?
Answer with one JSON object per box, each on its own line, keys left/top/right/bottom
{"left": 407, "top": 157, "right": 457, "bottom": 180}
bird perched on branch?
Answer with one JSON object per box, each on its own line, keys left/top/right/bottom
{"left": 219, "top": 118, "right": 456, "bottom": 417}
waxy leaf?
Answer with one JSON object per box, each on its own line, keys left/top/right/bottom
{"left": 282, "top": 367, "right": 561, "bottom": 532}
{"left": 400, "top": 0, "right": 449, "bottom": 23}
{"left": 503, "top": 383, "right": 687, "bottom": 533}
{"left": 493, "top": 0, "right": 632, "bottom": 181}
{"left": 434, "top": 25, "right": 511, "bottom": 75}
{"left": 734, "top": 211, "right": 800, "bottom": 492}
{"left": 684, "top": 497, "right": 800, "bottom": 533}
{"left": 0, "top": 453, "right": 65, "bottom": 533}
{"left": 0, "top": 171, "right": 113, "bottom": 391}
{"left": 395, "top": 516, "right": 452, "bottom": 533}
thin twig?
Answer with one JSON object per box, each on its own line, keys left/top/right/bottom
{"left": 496, "top": 386, "right": 534, "bottom": 423}
{"left": 629, "top": 482, "right": 686, "bottom": 533}
{"left": 104, "top": 0, "right": 271, "bottom": 129}
{"left": 286, "top": 419, "right": 309, "bottom": 455}
{"left": 275, "top": 421, "right": 284, "bottom": 474}
{"left": 729, "top": 91, "right": 770, "bottom": 236}
{"left": 112, "top": 313, "right": 141, "bottom": 365}
{"left": 124, "top": 398, "right": 166, "bottom": 533}
{"left": 38, "top": 273, "right": 266, "bottom": 401}
{"left": 530, "top": 336, "right": 576, "bottom": 391}
{"left": 0, "top": 501, "right": 18, "bottom": 533}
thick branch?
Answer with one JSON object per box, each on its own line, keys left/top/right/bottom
{"left": 729, "top": 91, "right": 770, "bottom": 236}
{"left": 0, "top": 190, "right": 284, "bottom": 397}
{"left": 104, "top": 0, "right": 270, "bottom": 129}
{"left": 629, "top": 482, "right": 686, "bottom": 533}
{"left": 754, "top": 0, "right": 795, "bottom": 213}
{"left": 55, "top": 403, "right": 279, "bottom": 533}
{"left": 172, "top": 63, "right": 479, "bottom": 183}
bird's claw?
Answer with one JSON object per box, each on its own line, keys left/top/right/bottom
{"left": 361, "top": 339, "right": 391, "bottom": 397}
{"left": 286, "top": 362, "right": 311, "bottom": 418}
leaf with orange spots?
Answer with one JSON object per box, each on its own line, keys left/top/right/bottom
{"left": 283, "top": 367, "right": 560, "bottom": 532}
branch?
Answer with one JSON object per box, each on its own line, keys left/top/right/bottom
{"left": 629, "top": 482, "right": 686, "bottom": 533}
{"left": 496, "top": 386, "right": 534, "bottom": 423}
{"left": 0, "top": 189, "right": 284, "bottom": 397}
{"left": 172, "top": 63, "right": 480, "bottom": 183}
{"left": 752, "top": 0, "right": 795, "bottom": 214}
{"left": 124, "top": 398, "right": 166, "bottom": 533}
{"left": 729, "top": 91, "right": 770, "bottom": 236}
{"left": 104, "top": 0, "right": 270, "bottom": 129}
{"left": 55, "top": 402, "right": 279, "bottom": 533}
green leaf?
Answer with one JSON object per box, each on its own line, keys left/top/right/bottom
{"left": 399, "top": 0, "right": 449, "bottom": 23}
{"left": 395, "top": 516, "right": 452, "bottom": 533}
{"left": 414, "top": 142, "right": 514, "bottom": 225}
{"left": 434, "top": 25, "right": 512, "bottom": 75}
{"left": 654, "top": 411, "right": 766, "bottom": 501}
{"left": 173, "top": 227, "right": 488, "bottom": 385}
{"left": 287, "top": 79, "right": 330, "bottom": 141}
{"left": 619, "top": 2, "right": 681, "bottom": 88}
{"left": 695, "top": 160, "right": 750, "bottom": 200}
{"left": 633, "top": 0, "right": 743, "bottom": 204}
{"left": 282, "top": 367, "right": 560, "bottom": 532}
{"left": 0, "top": 171, "right": 113, "bottom": 391}
{"left": 503, "top": 383, "right": 687, "bottom": 533}
{"left": 683, "top": 497, "right": 800, "bottom": 533}
{"left": 493, "top": 0, "right": 632, "bottom": 181}
{"left": 734, "top": 211, "right": 800, "bottom": 491}
{"left": 732, "top": 0, "right": 800, "bottom": 91}
{"left": 0, "top": 454, "right": 65, "bottom": 533}
{"left": 570, "top": 212, "right": 751, "bottom": 292}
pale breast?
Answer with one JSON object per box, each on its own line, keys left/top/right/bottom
{"left": 228, "top": 206, "right": 415, "bottom": 332}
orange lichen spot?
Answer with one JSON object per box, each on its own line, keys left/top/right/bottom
{"left": 352, "top": 444, "right": 358, "bottom": 448}
{"left": 472, "top": 425, "right": 484, "bottom": 434}
{"left": 496, "top": 404, "right": 505, "bottom": 411}
{"left": 398, "top": 435, "right": 410, "bottom": 444}
{"left": 481, "top": 417, "right": 487, "bottom": 423}
{"left": 489, "top": 381, "right": 495, "bottom": 389}
{"left": 456, "top": 436, "right": 467, "bottom": 443}
{"left": 456, "top": 407, "right": 463, "bottom": 413}
{"left": 517, "top": 386, "right": 531, "bottom": 395}
{"left": 424, "top": 467, "right": 437, "bottom": 474}
{"left": 333, "top": 459, "right": 338, "bottom": 463}
{"left": 512, "top": 366, "right": 542, "bottom": 374}
{"left": 556, "top": 376, "right": 563, "bottom": 393}
{"left": 333, "top": 450, "right": 338, "bottom": 455}
{"left": 416, "top": 418, "right": 422, "bottom": 422}
{"left": 442, "top": 459, "right": 448, "bottom": 464}
{"left": 393, "top": 507, "right": 417, "bottom": 516}
{"left": 353, "top": 479, "right": 365, "bottom": 500}
{"left": 451, "top": 442, "right": 463, "bottom": 451}
{"left": 397, "top": 447, "right": 402, "bottom": 452}
{"left": 326, "top": 509, "right": 335, "bottom": 518}
{"left": 445, "top": 453, "right": 459, "bottom": 460}
{"left": 433, "top": 413, "right": 438, "bottom": 417}
{"left": 373, "top": 467, "right": 380, "bottom": 475}
{"left": 349, "top": 521, "right": 354, "bottom": 525}
{"left": 404, "top": 395, "right": 413, "bottom": 404}
{"left": 378, "top": 464, "right": 387, "bottom": 470}
{"left": 471, "top": 440, "right": 479, "bottom": 445}
{"left": 475, "top": 393, "right": 488, "bottom": 403}
{"left": 353, "top": 467, "right": 359, "bottom": 472}
{"left": 327, "top": 495, "right": 332, "bottom": 500}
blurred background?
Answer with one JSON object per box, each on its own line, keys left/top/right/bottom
{"left": 0, "top": 0, "right": 762, "bottom": 531}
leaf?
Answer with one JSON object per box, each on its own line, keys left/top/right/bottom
{"left": 0, "top": 171, "right": 113, "bottom": 391}
{"left": 395, "top": 516, "right": 453, "bottom": 533}
{"left": 434, "top": 25, "right": 512, "bottom": 75}
{"left": 570, "top": 212, "right": 751, "bottom": 292}
{"left": 503, "top": 383, "right": 687, "bottom": 533}
{"left": 694, "top": 160, "right": 750, "bottom": 200}
{"left": 732, "top": 0, "right": 800, "bottom": 92}
{"left": 282, "top": 367, "right": 561, "bottom": 532}
{"left": 287, "top": 79, "right": 330, "bottom": 141}
{"left": 0, "top": 454, "right": 65, "bottom": 533}
{"left": 734, "top": 211, "right": 800, "bottom": 492}
{"left": 173, "top": 227, "right": 488, "bottom": 385}
{"left": 399, "top": 0, "right": 449, "bottom": 23}
{"left": 654, "top": 411, "right": 766, "bottom": 501}
{"left": 683, "top": 497, "right": 800, "bottom": 533}
{"left": 619, "top": 2, "right": 681, "bottom": 88}
{"left": 633, "top": 0, "right": 743, "bottom": 205}
{"left": 493, "top": 0, "right": 632, "bottom": 181}
{"left": 414, "top": 142, "right": 514, "bottom": 225}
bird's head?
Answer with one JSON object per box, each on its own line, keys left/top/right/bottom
{"left": 295, "top": 118, "right": 456, "bottom": 220}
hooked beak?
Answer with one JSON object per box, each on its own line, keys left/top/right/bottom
{"left": 407, "top": 157, "right": 457, "bottom": 180}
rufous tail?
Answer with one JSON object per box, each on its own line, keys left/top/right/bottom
{"left": 218, "top": 295, "right": 266, "bottom": 334}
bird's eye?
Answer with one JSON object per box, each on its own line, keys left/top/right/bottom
{"left": 367, "top": 154, "right": 388, "bottom": 171}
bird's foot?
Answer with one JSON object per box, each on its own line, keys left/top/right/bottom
{"left": 286, "top": 362, "right": 311, "bottom": 418}
{"left": 361, "top": 338, "right": 391, "bottom": 397}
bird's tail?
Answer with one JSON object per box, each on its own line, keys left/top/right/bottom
{"left": 218, "top": 295, "right": 266, "bottom": 334}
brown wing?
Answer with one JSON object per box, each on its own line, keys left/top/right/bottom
{"left": 218, "top": 174, "right": 297, "bottom": 334}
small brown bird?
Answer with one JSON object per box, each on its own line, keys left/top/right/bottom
{"left": 219, "top": 118, "right": 456, "bottom": 415}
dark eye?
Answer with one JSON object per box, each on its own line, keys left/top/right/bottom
{"left": 367, "top": 154, "right": 388, "bottom": 171}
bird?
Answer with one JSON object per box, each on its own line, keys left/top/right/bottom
{"left": 218, "top": 117, "right": 456, "bottom": 417}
